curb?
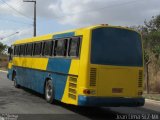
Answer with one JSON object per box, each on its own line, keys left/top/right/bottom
{"left": 0, "top": 70, "right": 7, "bottom": 73}
{"left": 145, "top": 99, "right": 160, "bottom": 105}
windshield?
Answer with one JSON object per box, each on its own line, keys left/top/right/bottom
{"left": 91, "top": 27, "right": 143, "bottom": 66}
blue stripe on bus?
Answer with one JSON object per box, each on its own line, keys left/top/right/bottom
{"left": 47, "top": 58, "right": 71, "bottom": 100}
{"left": 15, "top": 67, "right": 47, "bottom": 94}
{"left": 13, "top": 58, "right": 71, "bottom": 101}
{"left": 47, "top": 58, "right": 71, "bottom": 73}
{"left": 53, "top": 32, "right": 75, "bottom": 39}
{"left": 14, "top": 58, "right": 71, "bottom": 100}
{"left": 7, "top": 68, "right": 13, "bottom": 80}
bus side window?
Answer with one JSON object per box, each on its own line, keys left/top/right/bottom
{"left": 33, "top": 42, "right": 42, "bottom": 56}
{"left": 26, "top": 43, "right": 33, "bottom": 56}
{"left": 14, "top": 45, "right": 20, "bottom": 56}
{"left": 14, "top": 46, "right": 17, "bottom": 55}
{"left": 19, "top": 45, "right": 25, "bottom": 56}
{"left": 19, "top": 45, "right": 22, "bottom": 56}
{"left": 43, "top": 41, "right": 53, "bottom": 56}
{"left": 55, "top": 39, "right": 67, "bottom": 56}
{"left": 15, "top": 46, "right": 19, "bottom": 56}
{"left": 24, "top": 44, "right": 27, "bottom": 56}
{"left": 68, "top": 37, "right": 80, "bottom": 57}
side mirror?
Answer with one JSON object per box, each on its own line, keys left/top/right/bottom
{"left": 8, "top": 47, "right": 13, "bottom": 54}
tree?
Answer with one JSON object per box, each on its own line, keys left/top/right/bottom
{"left": 0, "top": 42, "right": 8, "bottom": 55}
{"left": 143, "top": 15, "right": 160, "bottom": 93}
{"left": 131, "top": 15, "right": 160, "bottom": 93}
{"left": 131, "top": 15, "right": 160, "bottom": 61}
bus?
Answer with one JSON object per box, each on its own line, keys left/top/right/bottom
{"left": 7, "top": 24, "right": 145, "bottom": 107}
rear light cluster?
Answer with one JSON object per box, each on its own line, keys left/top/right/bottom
{"left": 83, "top": 89, "right": 96, "bottom": 95}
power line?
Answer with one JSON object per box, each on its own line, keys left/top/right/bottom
{"left": 0, "top": 17, "right": 33, "bottom": 26}
{"left": 0, "top": 0, "right": 33, "bottom": 21}
{"left": 0, "top": 0, "right": 30, "bottom": 16}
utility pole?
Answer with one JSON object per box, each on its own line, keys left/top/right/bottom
{"left": 23, "top": 0, "right": 36, "bottom": 37}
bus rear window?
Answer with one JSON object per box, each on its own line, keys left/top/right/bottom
{"left": 91, "top": 27, "right": 143, "bottom": 66}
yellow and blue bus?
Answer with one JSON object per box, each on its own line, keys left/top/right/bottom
{"left": 7, "top": 24, "right": 145, "bottom": 107}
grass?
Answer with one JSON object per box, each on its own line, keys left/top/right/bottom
{"left": 0, "top": 54, "right": 8, "bottom": 71}
{"left": 143, "top": 93, "right": 160, "bottom": 101}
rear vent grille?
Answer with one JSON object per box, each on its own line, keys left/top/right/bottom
{"left": 138, "top": 70, "right": 143, "bottom": 87}
{"left": 90, "top": 68, "right": 97, "bottom": 86}
{"left": 68, "top": 77, "right": 77, "bottom": 100}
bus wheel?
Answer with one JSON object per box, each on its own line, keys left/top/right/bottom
{"left": 12, "top": 74, "right": 20, "bottom": 88}
{"left": 45, "top": 80, "right": 54, "bottom": 103}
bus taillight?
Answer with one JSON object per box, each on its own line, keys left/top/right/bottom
{"left": 83, "top": 89, "right": 96, "bottom": 95}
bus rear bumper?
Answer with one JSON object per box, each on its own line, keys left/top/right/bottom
{"left": 78, "top": 95, "right": 145, "bottom": 107}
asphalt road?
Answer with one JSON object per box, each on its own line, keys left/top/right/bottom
{"left": 0, "top": 71, "right": 160, "bottom": 120}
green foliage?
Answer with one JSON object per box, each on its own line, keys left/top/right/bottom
{"left": 0, "top": 42, "right": 8, "bottom": 54}
{"left": 132, "top": 15, "right": 160, "bottom": 93}
{"left": 144, "top": 15, "right": 160, "bottom": 32}
{"left": 152, "top": 44, "right": 160, "bottom": 53}
{"left": 144, "top": 50, "right": 149, "bottom": 62}
{"left": 139, "top": 15, "right": 160, "bottom": 56}
{"left": 131, "top": 14, "right": 160, "bottom": 64}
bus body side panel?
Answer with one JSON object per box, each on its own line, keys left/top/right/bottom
{"left": 49, "top": 32, "right": 79, "bottom": 102}
{"left": 8, "top": 32, "right": 81, "bottom": 103}
{"left": 76, "top": 29, "right": 92, "bottom": 97}
{"left": 14, "top": 66, "right": 48, "bottom": 94}
{"left": 11, "top": 57, "right": 81, "bottom": 104}
{"left": 11, "top": 58, "right": 72, "bottom": 102}
{"left": 11, "top": 57, "right": 49, "bottom": 94}
{"left": 61, "top": 59, "right": 79, "bottom": 105}
{"left": 61, "top": 29, "right": 90, "bottom": 105}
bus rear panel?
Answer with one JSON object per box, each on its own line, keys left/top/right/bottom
{"left": 78, "top": 27, "right": 144, "bottom": 107}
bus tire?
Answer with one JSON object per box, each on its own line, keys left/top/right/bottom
{"left": 45, "top": 80, "right": 54, "bottom": 104}
{"left": 12, "top": 73, "right": 20, "bottom": 88}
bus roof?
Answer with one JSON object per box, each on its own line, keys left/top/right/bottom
{"left": 13, "top": 24, "right": 139, "bottom": 45}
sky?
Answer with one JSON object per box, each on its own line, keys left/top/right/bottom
{"left": 0, "top": 0, "right": 160, "bottom": 45}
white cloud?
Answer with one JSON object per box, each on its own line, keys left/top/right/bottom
{"left": 53, "top": 0, "right": 160, "bottom": 25}
{"left": 0, "top": 0, "right": 160, "bottom": 46}
{"left": 49, "top": 0, "right": 160, "bottom": 26}
{"left": 1, "top": 0, "right": 160, "bottom": 26}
